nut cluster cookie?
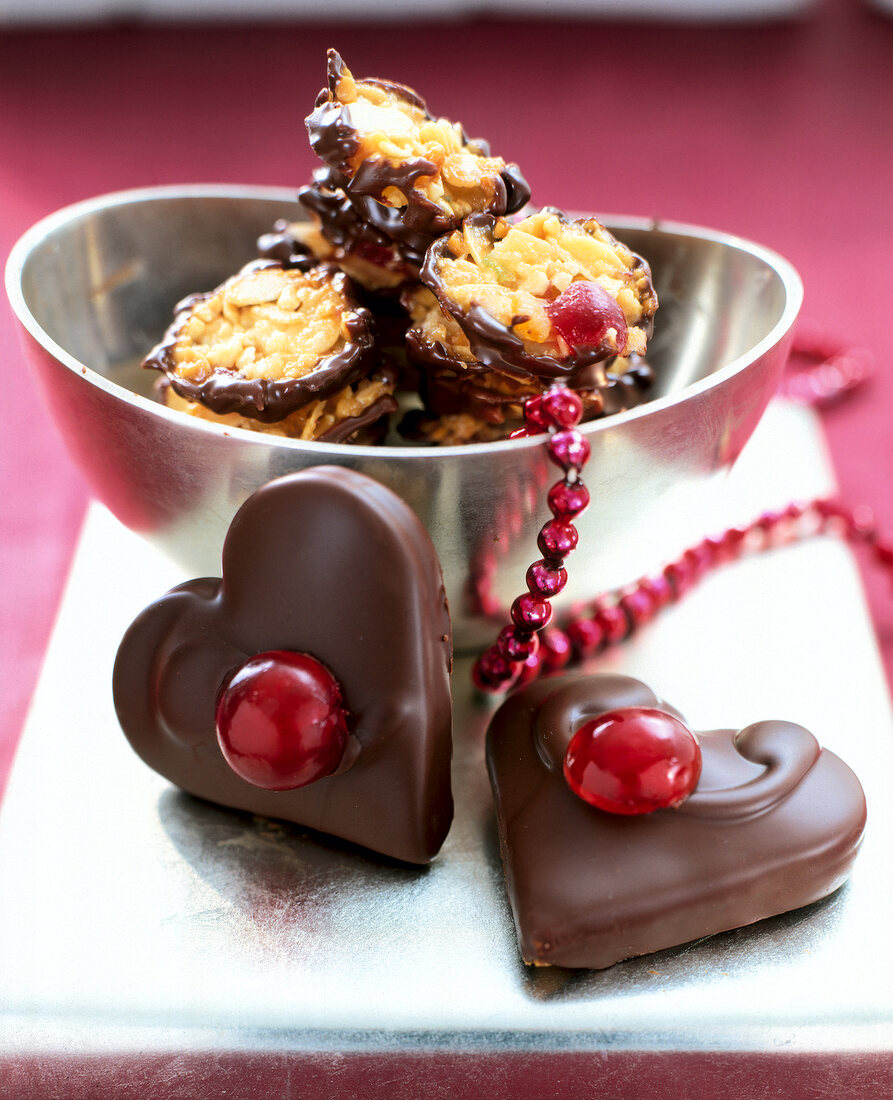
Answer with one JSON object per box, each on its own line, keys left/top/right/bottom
{"left": 145, "top": 260, "right": 398, "bottom": 439}
{"left": 306, "top": 49, "right": 530, "bottom": 241}
{"left": 145, "top": 50, "right": 659, "bottom": 444}
{"left": 420, "top": 210, "right": 656, "bottom": 381}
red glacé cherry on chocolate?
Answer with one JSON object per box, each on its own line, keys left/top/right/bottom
{"left": 563, "top": 706, "right": 701, "bottom": 815}
{"left": 215, "top": 650, "right": 349, "bottom": 791}
{"left": 545, "top": 281, "right": 628, "bottom": 353}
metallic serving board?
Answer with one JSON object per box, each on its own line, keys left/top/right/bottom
{"left": 2, "top": 402, "right": 892, "bottom": 1098}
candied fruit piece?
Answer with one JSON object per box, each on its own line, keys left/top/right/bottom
{"left": 545, "top": 281, "right": 629, "bottom": 353}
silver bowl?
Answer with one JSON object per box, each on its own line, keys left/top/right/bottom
{"left": 6, "top": 185, "right": 802, "bottom": 652}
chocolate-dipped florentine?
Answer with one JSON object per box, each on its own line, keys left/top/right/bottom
{"left": 306, "top": 50, "right": 529, "bottom": 244}
{"left": 401, "top": 285, "right": 653, "bottom": 442}
{"left": 113, "top": 467, "right": 453, "bottom": 865}
{"left": 145, "top": 56, "right": 663, "bottom": 443}
{"left": 258, "top": 169, "right": 424, "bottom": 294}
{"left": 402, "top": 367, "right": 604, "bottom": 446}
{"left": 157, "top": 363, "right": 398, "bottom": 444}
{"left": 143, "top": 261, "right": 376, "bottom": 422}
{"left": 486, "top": 673, "right": 866, "bottom": 968}
{"left": 422, "top": 209, "right": 657, "bottom": 383}
{"left": 299, "top": 165, "right": 426, "bottom": 286}
{"left": 400, "top": 365, "right": 653, "bottom": 445}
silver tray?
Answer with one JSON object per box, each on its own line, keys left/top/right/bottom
{"left": 2, "top": 402, "right": 892, "bottom": 1098}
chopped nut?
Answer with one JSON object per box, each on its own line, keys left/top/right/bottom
{"left": 226, "top": 267, "right": 289, "bottom": 307}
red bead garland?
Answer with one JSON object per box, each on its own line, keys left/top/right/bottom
{"left": 472, "top": 327, "right": 880, "bottom": 696}
{"left": 779, "top": 322, "right": 875, "bottom": 408}
{"left": 476, "top": 493, "right": 890, "bottom": 692}
{"left": 472, "top": 385, "right": 590, "bottom": 692}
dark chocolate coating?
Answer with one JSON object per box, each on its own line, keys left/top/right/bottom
{"left": 342, "top": 188, "right": 433, "bottom": 266}
{"left": 143, "top": 262, "right": 376, "bottom": 423}
{"left": 256, "top": 222, "right": 321, "bottom": 271}
{"left": 296, "top": 166, "right": 427, "bottom": 277}
{"left": 600, "top": 355, "right": 654, "bottom": 416}
{"left": 316, "top": 391, "right": 398, "bottom": 443}
{"left": 113, "top": 468, "right": 453, "bottom": 865}
{"left": 409, "top": 344, "right": 652, "bottom": 425}
{"left": 306, "top": 50, "right": 529, "bottom": 245}
{"left": 486, "top": 673, "right": 866, "bottom": 969}
{"left": 422, "top": 212, "right": 655, "bottom": 384}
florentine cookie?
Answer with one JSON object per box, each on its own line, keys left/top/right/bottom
{"left": 143, "top": 261, "right": 376, "bottom": 422}
{"left": 422, "top": 210, "right": 657, "bottom": 383}
{"left": 306, "top": 50, "right": 529, "bottom": 243}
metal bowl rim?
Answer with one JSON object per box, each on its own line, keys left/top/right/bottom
{"left": 5, "top": 183, "right": 804, "bottom": 461}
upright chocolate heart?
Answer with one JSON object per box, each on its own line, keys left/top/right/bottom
{"left": 113, "top": 467, "right": 453, "bottom": 865}
{"left": 486, "top": 673, "right": 866, "bottom": 968}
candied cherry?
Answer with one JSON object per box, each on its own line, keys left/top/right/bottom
{"left": 545, "top": 280, "right": 628, "bottom": 354}
{"left": 353, "top": 239, "right": 397, "bottom": 269}
{"left": 215, "top": 650, "right": 349, "bottom": 791}
{"left": 563, "top": 706, "right": 701, "bottom": 815}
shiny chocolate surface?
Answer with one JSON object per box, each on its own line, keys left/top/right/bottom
{"left": 487, "top": 673, "right": 866, "bottom": 969}
{"left": 113, "top": 467, "right": 453, "bottom": 865}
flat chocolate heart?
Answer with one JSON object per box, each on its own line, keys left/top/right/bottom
{"left": 486, "top": 673, "right": 866, "bottom": 968}
{"left": 113, "top": 467, "right": 453, "bottom": 865}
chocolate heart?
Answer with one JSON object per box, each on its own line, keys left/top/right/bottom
{"left": 113, "top": 467, "right": 453, "bottom": 865}
{"left": 486, "top": 673, "right": 866, "bottom": 968}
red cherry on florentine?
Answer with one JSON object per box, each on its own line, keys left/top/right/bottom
{"left": 215, "top": 650, "right": 349, "bottom": 791}
{"left": 545, "top": 281, "right": 628, "bottom": 353}
{"left": 563, "top": 706, "right": 701, "bottom": 815}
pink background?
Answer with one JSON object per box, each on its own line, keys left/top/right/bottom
{"left": 2, "top": 0, "right": 891, "bottom": 797}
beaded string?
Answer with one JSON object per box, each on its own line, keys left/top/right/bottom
{"left": 472, "top": 332, "right": 879, "bottom": 694}
{"left": 472, "top": 386, "right": 588, "bottom": 691}
{"left": 778, "top": 322, "right": 875, "bottom": 408}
